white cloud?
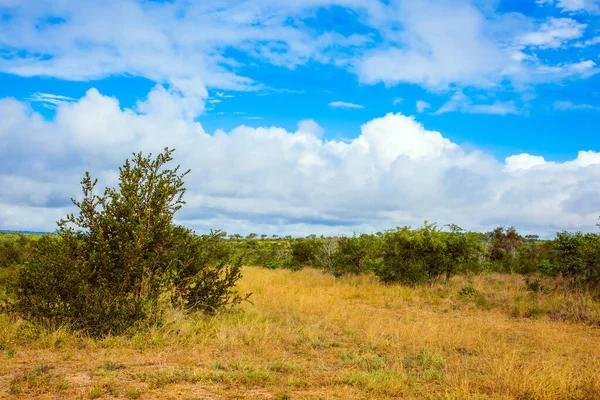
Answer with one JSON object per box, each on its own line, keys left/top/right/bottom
{"left": 416, "top": 100, "right": 431, "bottom": 113}
{"left": 393, "top": 98, "right": 403, "bottom": 105}
{"left": 435, "top": 91, "right": 520, "bottom": 115}
{"left": 517, "top": 18, "right": 586, "bottom": 49}
{"left": 27, "top": 93, "right": 77, "bottom": 109}
{"left": 574, "top": 36, "right": 600, "bottom": 47}
{"left": 356, "top": 0, "right": 512, "bottom": 89}
{"left": 3, "top": 87, "right": 600, "bottom": 237}
{"left": 0, "top": 0, "right": 373, "bottom": 115}
{"left": 354, "top": 0, "right": 597, "bottom": 90}
{"left": 531, "top": 60, "right": 598, "bottom": 83}
{"left": 215, "top": 92, "right": 235, "bottom": 99}
{"left": 554, "top": 100, "right": 600, "bottom": 110}
{"left": 297, "top": 120, "right": 325, "bottom": 137}
{"left": 0, "top": 0, "right": 596, "bottom": 110}
{"left": 505, "top": 154, "right": 548, "bottom": 172}
{"left": 558, "top": 0, "right": 600, "bottom": 13}
{"left": 537, "top": 0, "right": 600, "bottom": 13}
{"left": 329, "top": 101, "right": 365, "bottom": 109}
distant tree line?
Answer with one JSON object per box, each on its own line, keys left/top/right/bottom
{"left": 218, "top": 224, "right": 600, "bottom": 291}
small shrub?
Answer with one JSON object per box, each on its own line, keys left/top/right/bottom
{"left": 459, "top": 285, "right": 478, "bottom": 297}
{"left": 524, "top": 277, "right": 547, "bottom": 293}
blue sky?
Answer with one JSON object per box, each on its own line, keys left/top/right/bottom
{"left": 1, "top": 0, "right": 600, "bottom": 236}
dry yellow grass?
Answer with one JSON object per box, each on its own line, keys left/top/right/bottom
{"left": 1, "top": 267, "right": 600, "bottom": 399}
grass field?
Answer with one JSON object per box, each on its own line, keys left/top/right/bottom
{"left": 1, "top": 267, "right": 600, "bottom": 399}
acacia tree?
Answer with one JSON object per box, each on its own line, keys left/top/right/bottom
{"left": 15, "top": 148, "right": 245, "bottom": 336}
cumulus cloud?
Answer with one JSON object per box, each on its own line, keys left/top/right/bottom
{"left": 2, "top": 87, "right": 600, "bottom": 237}
{"left": 505, "top": 154, "right": 548, "bottom": 172}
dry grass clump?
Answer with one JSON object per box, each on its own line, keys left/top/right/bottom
{"left": 1, "top": 267, "right": 600, "bottom": 399}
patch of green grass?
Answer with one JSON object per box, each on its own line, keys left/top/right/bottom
{"left": 340, "top": 349, "right": 389, "bottom": 372}
{"left": 100, "top": 360, "right": 127, "bottom": 371}
{"left": 9, "top": 363, "right": 67, "bottom": 395}
{"left": 88, "top": 383, "right": 103, "bottom": 399}
{"left": 341, "top": 370, "right": 407, "bottom": 396}
{"left": 3, "top": 346, "right": 15, "bottom": 359}
{"left": 403, "top": 349, "right": 445, "bottom": 381}
{"left": 266, "top": 359, "right": 303, "bottom": 374}
{"left": 139, "top": 368, "right": 201, "bottom": 389}
{"left": 125, "top": 387, "right": 144, "bottom": 399}
{"left": 205, "top": 361, "right": 275, "bottom": 385}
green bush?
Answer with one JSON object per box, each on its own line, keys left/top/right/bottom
{"left": 459, "top": 285, "right": 478, "bottom": 297}
{"left": 552, "top": 232, "right": 600, "bottom": 290}
{"left": 514, "top": 241, "right": 553, "bottom": 275}
{"left": 12, "top": 149, "right": 245, "bottom": 336}
{"left": 376, "top": 224, "right": 484, "bottom": 285}
{"left": 330, "top": 235, "right": 383, "bottom": 277}
{"left": 290, "top": 238, "right": 319, "bottom": 269}
{"left": 0, "top": 234, "right": 36, "bottom": 269}
{"left": 377, "top": 225, "right": 446, "bottom": 285}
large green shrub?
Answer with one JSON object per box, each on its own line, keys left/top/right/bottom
{"left": 0, "top": 234, "right": 36, "bottom": 269}
{"left": 377, "top": 224, "right": 445, "bottom": 285}
{"left": 330, "top": 234, "right": 383, "bottom": 277}
{"left": 552, "top": 232, "right": 600, "bottom": 290}
{"left": 0, "top": 234, "right": 36, "bottom": 311}
{"left": 290, "top": 238, "right": 319, "bottom": 269}
{"left": 13, "top": 149, "right": 245, "bottom": 336}
{"left": 513, "top": 240, "right": 553, "bottom": 275}
{"left": 376, "top": 224, "right": 484, "bottom": 285}
{"left": 331, "top": 236, "right": 365, "bottom": 276}
{"left": 443, "top": 227, "right": 485, "bottom": 279}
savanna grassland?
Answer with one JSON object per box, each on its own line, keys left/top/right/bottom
{"left": 2, "top": 267, "right": 600, "bottom": 400}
